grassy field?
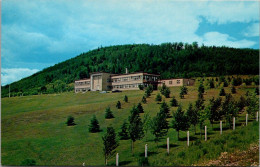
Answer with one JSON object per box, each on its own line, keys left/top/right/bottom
{"left": 1, "top": 83, "right": 259, "bottom": 166}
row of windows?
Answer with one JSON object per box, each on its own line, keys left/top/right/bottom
{"left": 111, "top": 75, "right": 158, "bottom": 83}
{"left": 75, "top": 81, "right": 90, "bottom": 86}
{"left": 164, "top": 80, "right": 181, "bottom": 85}
{"left": 113, "top": 83, "right": 143, "bottom": 89}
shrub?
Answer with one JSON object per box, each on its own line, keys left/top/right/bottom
{"left": 89, "top": 115, "right": 100, "bottom": 133}
{"left": 124, "top": 95, "right": 128, "bottom": 102}
{"left": 219, "top": 88, "right": 226, "bottom": 96}
{"left": 139, "top": 84, "right": 144, "bottom": 90}
{"left": 231, "top": 86, "right": 236, "bottom": 94}
{"left": 116, "top": 101, "right": 121, "bottom": 109}
{"left": 170, "top": 96, "right": 178, "bottom": 107}
{"left": 142, "top": 96, "right": 147, "bottom": 104}
{"left": 66, "top": 116, "right": 76, "bottom": 126}
{"left": 137, "top": 103, "right": 144, "bottom": 113}
{"left": 155, "top": 93, "right": 162, "bottom": 103}
{"left": 105, "top": 107, "right": 114, "bottom": 119}
{"left": 138, "top": 157, "right": 149, "bottom": 166}
{"left": 20, "top": 159, "right": 36, "bottom": 166}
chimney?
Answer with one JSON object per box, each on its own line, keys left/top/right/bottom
{"left": 125, "top": 68, "right": 128, "bottom": 74}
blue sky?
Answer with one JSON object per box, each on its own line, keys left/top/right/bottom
{"left": 1, "top": 0, "right": 259, "bottom": 86}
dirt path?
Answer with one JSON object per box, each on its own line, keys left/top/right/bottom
{"left": 196, "top": 143, "right": 259, "bottom": 166}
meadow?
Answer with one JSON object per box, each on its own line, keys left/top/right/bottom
{"left": 1, "top": 81, "right": 259, "bottom": 166}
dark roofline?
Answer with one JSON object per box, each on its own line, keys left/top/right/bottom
{"left": 160, "top": 78, "right": 195, "bottom": 81}
{"left": 111, "top": 71, "right": 160, "bottom": 77}
{"left": 75, "top": 78, "right": 90, "bottom": 81}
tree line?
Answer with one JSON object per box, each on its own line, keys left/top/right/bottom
{"left": 2, "top": 42, "right": 258, "bottom": 97}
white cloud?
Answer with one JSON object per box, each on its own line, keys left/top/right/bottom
{"left": 243, "top": 23, "right": 259, "bottom": 37}
{"left": 201, "top": 31, "right": 256, "bottom": 48}
{"left": 1, "top": 68, "right": 39, "bottom": 86}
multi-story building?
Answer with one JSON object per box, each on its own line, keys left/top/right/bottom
{"left": 74, "top": 69, "right": 195, "bottom": 93}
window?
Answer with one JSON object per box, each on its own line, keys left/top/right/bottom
{"left": 169, "top": 81, "right": 172, "bottom": 84}
{"left": 177, "top": 80, "right": 180, "bottom": 84}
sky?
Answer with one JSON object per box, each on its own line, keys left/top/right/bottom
{"left": 1, "top": 0, "right": 259, "bottom": 86}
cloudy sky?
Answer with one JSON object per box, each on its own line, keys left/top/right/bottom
{"left": 1, "top": 0, "right": 259, "bottom": 86}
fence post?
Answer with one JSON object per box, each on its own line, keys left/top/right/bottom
{"left": 205, "top": 126, "right": 207, "bottom": 141}
{"left": 187, "top": 131, "right": 189, "bottom": 146}
{"left": 256, "top": 112, "right": 259, "bottom": 122}
{"left": 145, "top": 144, "right": 148, "bottom": 158}
{"left": 246, "top": 114, "right": 248, "bottom": 126}
{"left": 116, "top": 153, "right": 119, "bottom": 166}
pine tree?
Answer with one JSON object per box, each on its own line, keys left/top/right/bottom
{"left": 128, "top": 106, "right": 144, "bottom": 154}
{"left": 186, "top": 103, "right": 198, "bottom": 134}
{"left": 198, "top": 91, "right": 204, "bottom": 100}
{"left": 102, "top": 126, "right": 119, "bottom": 165}
{"left": 116, "top": 101, "right": 121, "bottom": 109}
{"left": 66, "top": 115, "right": 76, "bottom": 126}
{"left": 160, "top": 101, "right": 170, "bottom": 118}
{"left": 137, "top": 102, "right": 144, "bottom": 113}
{"left": 142, "top": 96, "right": 147, "bottom": 104}
{"left": 118, "top": 121, "right": 129, "bottom": 140}
{"left": 124, "top": 95, "right": 128, "bottom": 102}
{"left": 172, "top": 106, "right": 190, "bottom": 140}
{"left": 155, "top": 93, "right": 162, "bottom": 103}
{"left": 231, "top": 86, "right": 236, "bottom": 94}
{"left": 209, "top": 79, "right": 215, "bottom": 88}
{"left": 198, "top": 82, "right": 205, "bottom": 94}
{"left": 89, "top": 115, "right": 100, "bottom": 133}
{"left": 145, "top": 88, "right": 151, "bottom": 98}
{"left": 181, "top": 86, "right": 188, "bottom": 95}
{"left": 198, "top": 109, "right": 207, "bottom": 139}
{"left": 170, "top": 96, "right": 178, "bottom": 107}
{"left": 105, "top": 107, "right": 114, "bottom": 119}
{"left": 219, "top": 87, "right": 226, "bottom": 96}
{"left": 151, "top": 110, "right": 169, "bottom": 147}
{"left": 143, "top": 113, "right": 151, "bottom": 141}
{"left": 179, "top": 91, "right": 184, "bottom": 99}
{"left": 160, "top": 84, "right": 171, "bottom": 98}
{"left": 255, "top": 87, "right": 259, "bottom": 95}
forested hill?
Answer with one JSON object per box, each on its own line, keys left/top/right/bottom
{"left": 1, "top": 42, "right": 259, "bottom": 97}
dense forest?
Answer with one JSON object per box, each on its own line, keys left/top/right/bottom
{"left": 1, "top": 42, "right": 259, "bottom": 97}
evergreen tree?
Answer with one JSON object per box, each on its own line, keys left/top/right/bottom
{"left": 102, "top": 126, "right": 119, "bottom": 165}
{"left": 181, "top": 86, "right": 188, "bottom": 95}
{"left": 179, "top": 91, "right": 184, "bottom": 99}
{"left": 186, "top": 103, "right": 198, "bottom": 134}
{"left": 142, "top": 96, "right": 147, "bottom": 104}
{"left": 246, "top": 92, "right": 259, "bottom": 118}
{"left": 128, "top": 106, "right": 144, "bottom": 154}
{"left": 170, "top": 96, "right": 178, "bottom": 107}
{"left": 143, "top": 113, "right": 151, "bottom": 141}
{"left": 160, "top": 84, "right": 171, "bottom": 98}
{"left": 205, "top": 97, "right": 221, "bottom": 129}
{"left": 255, "top": 87, "right": 259, "bottom": 95}
{"left": 237, "top": 95, "right": 246, "bottom": 112}
{"left": 137, "top": 102, "right": 144, "bottom": 113}
{"left": 151, "top": 110, "right": 169, "bottom": 146}
{"left": 66, "top": 115, "right": 76, "bottom": 126}
{"left": 231, "top": 86, "right": 236, "bottom": 94}
{"left": 155, "top": 93, "right": 162, "bottom": 103}
{"left": 138, "top": 85, "right": 144, "bottom": 90}
{"left": 197, "top": 110, "right": 207, "bottom": 139}
{"left": 118, "top": 121, "right": 129, "bottom": 140}
{"left": 219, "top": 87, "right": 226, "bottom": 96}
{"left": 116, "top": 101, "right": 121, "bottom": 109}
{"left": 105, "top": 107, "right": 114, "bottom": 119}
{"left": 198, "top": 82, "right": 205, "bottom": 94}
{"left": 209, "top": 79, "right": 215, "bottom": 88}
{"left": 198, "top": 91, "right": 204, "bottom": 100}
{"left": 145, "top": 88, "right": 151, "bottom": 98}
{"left": 89, "top": 115, "right": 100, "bottom": 133}
{"left": 160, "top": 101, "right": 171, "bottom": 118}
{"left": 172, "top": 106, "right": 190, "bottom": 140}
{"left": 124, "top": 95, "right": 128, "bottom": 102}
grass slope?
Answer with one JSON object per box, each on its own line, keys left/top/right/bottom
{"left": 1, "top": 84, "right": 259, "bottom": 166}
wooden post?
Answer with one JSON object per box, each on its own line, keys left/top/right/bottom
{"left": 246, "top": 114, "right": 248, "bottom": 126}
{"left": 187, "top": 131, "right": 189, "bottom": 146}
{"left": 256, "top": 112, "right": 258, "bottom": 122}
{"left": 116, "top": 153, "right": 119, "bottom": 166}
{"left": 167, "top": 137, "right": 169, "bottom": 154}
{"left": 205, "top": 126, "right": 207, "bottom": 141}
{"left": 233, "top": 117, "right": 235, "bottom": 130}
{"left": 220, "top": 121, "right": 222, "bottom": 135}
{"left": 145, "top": 144, "right": 148, "bottom": 158}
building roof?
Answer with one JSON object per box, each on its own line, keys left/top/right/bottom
{"left": 111, "top": 71, "right": 160, "bottom": 77}
{"left": 75, "top": 78, "right": 90, "bottom": 81}
{"left": 160, "top": 78, "right": 195, "bottom": 81}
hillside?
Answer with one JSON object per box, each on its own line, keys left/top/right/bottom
{"left": 1, "top": 42, "right": 259, "bottom": 97}
{"left": 1, "top": 82, "right": 259, "bottom": 166}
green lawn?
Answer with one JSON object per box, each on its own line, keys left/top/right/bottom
{"left": 1, "top": 85, "right": 259, "bottom": 166}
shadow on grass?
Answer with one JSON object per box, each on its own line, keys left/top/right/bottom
{"left": 159, "top": 143, "right": 178, "bottom": 148}
{"left": 213, "top": 126, "right": 229, "bottom": 131}
{"left": 119, "top": 161, "right": 132, "bottom": 166}
{"left": 179, "top": 136, "right": 198, "bottom": 141}
{"left": 138, "top": 151, "right": 157, "bottom": 157}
